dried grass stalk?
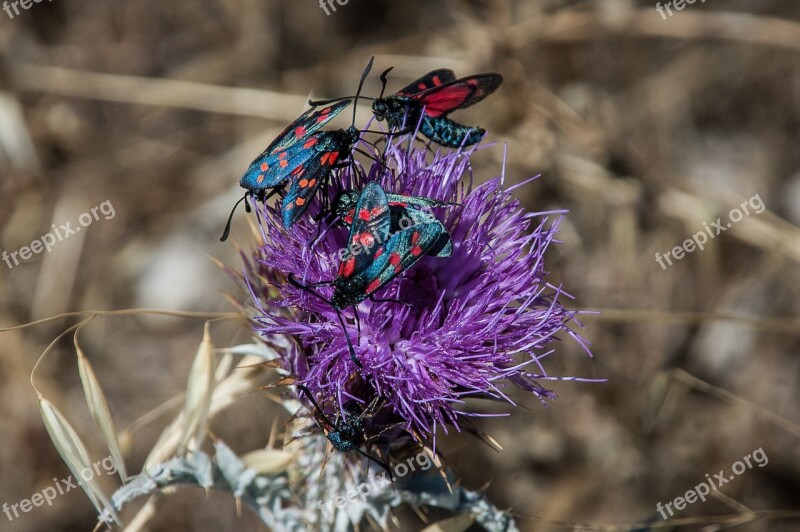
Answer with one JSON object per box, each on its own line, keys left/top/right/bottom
{"left": 75, "top": 326, "right": 128, "bottom": 482}
{"left": 178, "top": 322, "right": 216, "bottom": 452}
{"left": 39, "top": 398, "right": 120, "bottom": 525}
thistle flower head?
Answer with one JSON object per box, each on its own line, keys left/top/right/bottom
{"left": 243, "top": 135, "right": 591, "bottom": 441}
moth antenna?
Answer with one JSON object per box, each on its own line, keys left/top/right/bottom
{"left": 352, "top": 56, "right": 374, "bottom": 126}
{"left": 297, "top": 385, "right": 337, "bottom": 428}
{"left": 378, "top": 66, "right": 393, "bottom": 100}
{"left": 308, "top": 96, "right": 374, "bottom": 107}
{"left": 220, "top": 193, "right": 249, "bottom": 241}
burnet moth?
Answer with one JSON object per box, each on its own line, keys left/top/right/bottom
{"left": 288, "top": 182, "right": 451, "bottom": 367}
{"left": 221, "top": 58, "right": 377, "bottom": 241}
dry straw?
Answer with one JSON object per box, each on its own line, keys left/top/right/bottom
{"left": 74, "top": 320, "right": 128, "bottom": 482}
{"left": 29, "top": 319, "right": 120, "bottom": 525}
{"left": 241, "top": 448, "right": 295, "bottom": 476}
{"left": 38, "top": 398, "right": 119, "bottom": 525}
{"left": 178, "top": 322, "right": 217, "bottom": 452}
{"left": 421, "top": 513, "right": 477, "bottom": 532}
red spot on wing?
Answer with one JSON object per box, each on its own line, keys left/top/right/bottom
{"left": 358, "top": 208, "right": 372, "bottom": 221}
{"left": 388, "top": 252, "right": 403, "bottom": 273}
{"left": 411, "top": 231, "right": 420, "bottom": 245}
{"left": 366, "top": 279, "right": 382, "bottom": 294}
{"left": 356, "top": 232, "right": 374, "bottom": 247}
{"left": 316, "top": 110, "right": 331, "bottom": 123}
{"left": 304, "top": 138, "right": 318, "bottom": 149}
{"left": 256, "top": 174, "right": 265, "bottom": 184}
{"left": 279, "top": 151, "right": 288, "bottom": 159}
{"left": 420, "top": 86, "right": 473, "bottom": 117}
{"left": 280, "top": 159, "right": 289, "bottom": 168}
{"left": 295, "top": 126, "right": 306, "bottom": 137}
{"left": 338, "top": 257, "right": 355, "bottom": 278}
{"left": 295, "top": 197, "right": 306, "bottom": 206}
{"left": 260, "top": 162, "right": 269, "bottom": 171}
{"left": 374, "top": 248, "right": 383, "bottom": 258}
{"left": 432, "top": 75, "right": 442, "bottom": 86}
{"left": 411, "top": 245, "right": 423, "bottom": 256}
{"left": 323, "top": 151, "right": 339, "bottom": 165}
{"left": 299, "top": 179, "right": 309, "bottom": 187}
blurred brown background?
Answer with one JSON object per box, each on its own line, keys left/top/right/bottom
{"left": 1, "top": 0, "right": 799, "bottom": 531}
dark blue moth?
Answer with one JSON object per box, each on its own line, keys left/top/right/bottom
{"left": 297, "top": 385, "right": 394, "bottom": 477}
{"left": 244, "top": 101, "right": 357, "bottom": 228}
{"left": 331, "top": 182, "right": 451, "bottom": 309}
{"left": 371, "top": 68, "right": 502, "bottom": 147}
{"left": 287, "top": 182, "right": 451, "bottom": 367}
{"left": 331, "top": 188, "right": 452, "bottom": 258}
{"left": 219, "top": 101, "right": 356, "bottom": 240}
{"left": 221, "top": 58, "right": 376, "bottom": 240}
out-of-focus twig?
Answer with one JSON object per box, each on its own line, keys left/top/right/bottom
{"left": 511, "top": 9, "right": 800, "bottom": 53}
{"left": 31, "top": 197, "right": 86, "bottom": 320}
{"left": 0, "top": 91, "right": 40, "bottom": 175}
{"left": 658, "top": 187, "right": 800, "bottom": 265}
{"left": 584, "top": 307, "right": 800, "bottom": 334}
{"left": 518, "top": 509, "right": 800, "bottom": 531}
{"left": 12, "top": 65, "right": 309, "bottom": 121}
{"left": 670, "top": 368, "right": 800, "bottom": 439}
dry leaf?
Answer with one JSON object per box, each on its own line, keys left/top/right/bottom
{"left": 75, "top": 331, "right": 128, "bottom": 482}
{"left": 178, "top": 322, "right": 216, "bottom": 452}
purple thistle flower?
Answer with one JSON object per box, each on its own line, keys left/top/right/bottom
{"left": 241, "top": 134, "right": 592, "bottom": 441}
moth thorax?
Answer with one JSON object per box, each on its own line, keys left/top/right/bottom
{"left": 372, "top": 99, "right": 388, "bottom": 120}
{"left": 332, "top": 191, "right": 359, "bottom": 220}
{"left": 332, "top": 277, "right": 367, "bottom": 309}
